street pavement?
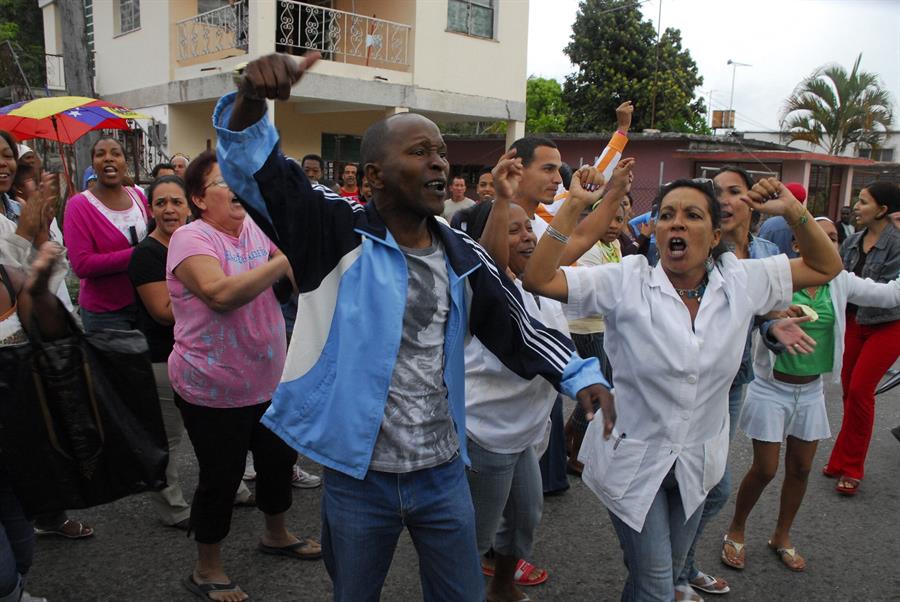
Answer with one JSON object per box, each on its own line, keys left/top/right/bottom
{"left": 26, "top": 377, "right": 900, "bottom": 601}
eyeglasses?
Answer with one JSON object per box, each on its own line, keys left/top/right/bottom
{"left": 204, "top": 179, "right": 230, "bottom": 191}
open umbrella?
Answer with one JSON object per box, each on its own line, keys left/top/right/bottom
{"left": 0, "top": 96, "right": 149, "bottom": 144}
{"left": 0, "top": 96, "right": 149, "bottom": 195}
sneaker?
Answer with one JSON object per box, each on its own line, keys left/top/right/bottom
{"left": 21, "top": 593, "right": 49, "bottom": 602}
{"left": 243, "top": 453, "right": 256, "bottom": 481}
{"left": 292, "top": 465, "right": 322, "bottom": 489}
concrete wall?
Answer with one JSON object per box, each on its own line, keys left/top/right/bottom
{"left": 411, "top": 0, "right": 527, "bottom": 105}
{"left": 168, "top": 102, "right": 219, "bottom": 158}
{"left": 274, "top": 104, "right": 388, "bottom": 160}
{"left": 93, "top": 0, "right": 173, "bottom": 96}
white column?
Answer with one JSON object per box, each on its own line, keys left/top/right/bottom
{"left": 841, "top": 166, "right": 855, "bottom": 207}
{"left": 505, "top": 120, "right": 525, "bottom": 149}
{"left": 249, "top": 0, "right": 277, "bottom": 58}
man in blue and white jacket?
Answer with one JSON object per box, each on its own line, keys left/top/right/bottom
{"left": 215, "top": 53, "right": 614, "bottom": 602}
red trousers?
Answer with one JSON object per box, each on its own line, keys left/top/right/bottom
{"left": 827, "top": 313, "right": 900, "bottom": 480}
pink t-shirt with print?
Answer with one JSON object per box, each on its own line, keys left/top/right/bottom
{"left": 166, "top": 216, "right": 286, "bottom": 408}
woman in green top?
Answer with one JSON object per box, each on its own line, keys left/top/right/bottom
{"left": 722, "top": 217, "right": 900, "bottom": 572}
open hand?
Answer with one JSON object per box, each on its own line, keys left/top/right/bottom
{"left": 576, "top": 383, "right": 616, "bottom": 440}
{"left": 491, "top": 148, "right": 524, "bottom": 200}
{"left": 239, "top": 51, "right": 321, "bottom": 101}
{"left": 24, "top": 242, "right": 62, "bottom": 297}
{"left": 770, "top": 316, "right": 816, "bottom": 355}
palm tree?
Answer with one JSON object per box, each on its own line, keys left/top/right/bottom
{"left": 781, "top": 54, "right": 894, "bottom": 156}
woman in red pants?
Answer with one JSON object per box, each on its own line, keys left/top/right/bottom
{"left": 825, "top": 181, "right": 900, "bottom": 495}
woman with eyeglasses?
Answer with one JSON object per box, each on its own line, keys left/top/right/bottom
{"left": 723, "top": 216, "right": 900, "bottom": 573}
{"left": 63, "top": 137, "right": 150, "bottom": 333}
{"left": 523, "top": 174, "right": 842, "bottom": 601}
{"left": 168, "top": 151, "right": 320, "bottom": 602}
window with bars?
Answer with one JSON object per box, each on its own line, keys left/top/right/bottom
{"left": 447, "top": 0, "right": 494, "bottom": 39}
{"left": 115, "top": 0, "right": 141, "bottom": 35}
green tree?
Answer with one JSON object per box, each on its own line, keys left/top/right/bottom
{"left": 781, "top": 53, "right": 894, "bottom": 156}
{"left": 0, "top": 0, "right": 47, "bottom": 93}
{"left": 563, "top": 0, "right": 706, "bottom": 133}
{"left": 525, "top": 76, "right": 568, "bottom": 133}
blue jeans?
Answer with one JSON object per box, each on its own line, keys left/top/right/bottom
{"left": 539, "top": 396, "right": 569, "bottom": 494}
{"left": 466, "top": 438, "right": 543, "bottom": 559}
{"left": 321, "top": 454, "right": 484, "bottom": 602}
{"left": 0, "top": 477, "right": 34, "bottom": 602}
{"left": 80, "top": 304, "right": 138, "bottom": 333}
{"left": 609, "top": 470, "right": 703, "bottom": 602}
{"left": 678, "top": 383, "right": 747, "bottom": 584}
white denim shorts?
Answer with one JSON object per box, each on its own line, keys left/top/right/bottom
{"left": 738, "top": 375, "right": 831, "bottom": 443}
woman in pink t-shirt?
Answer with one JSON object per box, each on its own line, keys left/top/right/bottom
{"left": 63, "top": 137, "right": 150, "bottom": 332}
{"left": 167, "top": 151, "right": 320, "bottom": 602}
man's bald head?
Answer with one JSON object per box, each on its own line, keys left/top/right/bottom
{"left": 360, "top": 113, "right": 439, "bottom": 166}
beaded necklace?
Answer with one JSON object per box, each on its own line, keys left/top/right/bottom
{"left": 674, "top": 275, "right": 708, "bottom": 301}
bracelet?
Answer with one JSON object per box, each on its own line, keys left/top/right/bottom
{"left": 545, "top": 225, "right": 570, "bottom": 245}
{"left": 787, "top": 210, "right": 810, "bottom": 229}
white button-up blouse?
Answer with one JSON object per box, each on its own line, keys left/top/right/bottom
{"left": 561, "top": 252, "right": 792, "bottom": 531}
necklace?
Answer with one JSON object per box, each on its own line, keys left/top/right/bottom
{"left": 674, "top": 276, "right": 708, "bottom": 301}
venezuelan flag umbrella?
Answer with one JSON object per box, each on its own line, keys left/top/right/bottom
{"left": 0, "top": 96, "right": 149, "bottom": 144}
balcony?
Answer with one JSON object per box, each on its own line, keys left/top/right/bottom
{"left": 45, "top": 53, "right": 65, "bottom": 90}
{"left": 176, "top": 3, "right": 247, "bottom": 63}
{"left": 174, "top": 1, "right": 411, "bottom": 72}
{"left": 276, "top": 1, "right": 411, "bottom": 71}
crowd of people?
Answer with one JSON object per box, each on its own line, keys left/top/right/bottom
{"left": 0, "top": 50, "right": 899, "bottom": 602}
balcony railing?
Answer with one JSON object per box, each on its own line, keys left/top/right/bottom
{"left": 277, "top": 1, "right": 411, "bottom": 69}
{"left": 176, "top": 3, "right": 247, "bottom": 61}
{"left": 45, "top": 53, "right": 65, "bottom": 90}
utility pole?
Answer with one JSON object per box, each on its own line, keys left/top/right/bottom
{"left": 727, "top": 59, "right": 751, "bottom": 129}
{"left": 648, "top": 0, "right": 663, "bottom": 129}
{"left": 59, "top": 0, "right": 95, "bottom": 188}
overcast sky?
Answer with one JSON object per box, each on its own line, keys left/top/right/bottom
{"left": 526, "top": 0, "right": 900, "bottom": 131}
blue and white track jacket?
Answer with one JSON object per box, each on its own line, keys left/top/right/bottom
{"left": 213, "top": 93, "right": 607, "bottom": 479}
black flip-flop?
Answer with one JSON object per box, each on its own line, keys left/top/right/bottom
{"left": 182, "top": 574, "right": 248, "bottom": 601}
{"left": 257, "top": 538, "right": 322, "bottom": 560}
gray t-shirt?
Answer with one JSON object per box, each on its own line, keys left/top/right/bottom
{"left": 369, "top": 239, "right": 459, "bottom": 473}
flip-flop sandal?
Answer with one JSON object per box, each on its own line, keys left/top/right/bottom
{"left": 183, "top": 574, "right": 248, "bottom": 601}
{"left": 481, "top": 559, "right": 549, "bottom": 587}
{"left": 257, "top": 538, "right": 322, "bottom": 560}
{"left": 34, "top": 519, "right": 94, "bottom": 539}
{"left": 835, "top": 477, "right": 860, "bottom": 496}
{"left": 768, "top": 541, "right": 806, "bottom": 572}
{"left": 690, "top": 570, "right": 730, "bottom": 594}
{"left": 720, "top": 536, "right": 745, "bottom": 570}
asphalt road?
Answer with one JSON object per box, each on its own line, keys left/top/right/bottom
{"left": 26, "top": 377, "right": 900, "bottom": 601}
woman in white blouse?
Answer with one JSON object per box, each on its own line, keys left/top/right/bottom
{"left": 523, "top": 175, "right": 842, "bottom": 601}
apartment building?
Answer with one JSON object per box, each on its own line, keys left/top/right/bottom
{"left": 40, "top": 0, "right": 528, "bottom": 178}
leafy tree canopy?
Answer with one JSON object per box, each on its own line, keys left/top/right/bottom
{"left": 563, "top": 0, "right": 707, "bottom": 133}
{"left": 781, "top": 53, "right": 894, "bottom": 156}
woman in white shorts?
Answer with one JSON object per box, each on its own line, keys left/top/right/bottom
{"left": 723, "top": 217, "right": 900, "bottom": 572}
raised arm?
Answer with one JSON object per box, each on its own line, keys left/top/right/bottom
{"left": 560, "top": 158, "right": 635, "bottom": 264}
{"left": 173, "top": 253, "right": 290, "bottom": 313}
{"left": 477, "top": 149, "right": 523, "bottom": 270}
{"left": 744, "top": 178, "right": 843, "bottom": 289}
{"left": 522, "top": 166, "right": 606, "bottom": 301}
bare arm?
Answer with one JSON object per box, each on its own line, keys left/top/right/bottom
{"left": 559, "top": 158, "right": 635, "bottom": 265}
{"left": 135, "top": 281, "right": 174, "bottom": 326}
{"left": 522, "top": 166, "right": 606, "bottom": 301}
{"left": 477, "top": 149, "right": 523, "bottom": 270}
{"left": 745, "top": 179, "right": 843, "bottom": 289}
{"left": 173, "top": 254, "right": 290, "bottom": 313}
{"left": 18, "top": 243, "right": 71, "bottom": 340}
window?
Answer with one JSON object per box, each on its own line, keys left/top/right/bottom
{"left": 115, "top": 0, "right": 140, "bottom": 35}
{"left": 858, "top": 148, "right": 895, "bottom": 162}
{"left": 881, "top": 148, "right": 894, "bottom": 162}
{"left": 447, "top": 0, "right": 494, "bottom": 39}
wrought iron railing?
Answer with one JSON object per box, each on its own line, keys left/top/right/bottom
{"left": 176, "top": 3, "right": 248, "bottom": 61}
{"left": 277, "top": 1, "right": 411, "bottom": 68}
{"left": 45, "top": 54, "right": 65, "bottom": 90}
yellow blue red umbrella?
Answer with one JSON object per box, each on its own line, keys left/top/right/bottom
{"left": 0, "top": 96, "right": 149, "bottom": 144}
